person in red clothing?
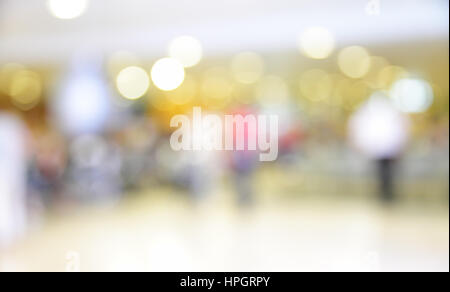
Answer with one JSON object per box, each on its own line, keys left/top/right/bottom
{"left": 227, "top": 106, "right": 261, "bottom": 206}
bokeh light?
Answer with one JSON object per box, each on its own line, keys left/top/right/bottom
{"left": 377, "top": 65, "right": 409, "bottom": 90}
{"left": 335, "top": 78, "right": 370, "bottom": 110}
{"left": 168, "top": 36, "right": 203, "bottom": 68}
{"left": 201, "top": 68, "right": 233, "bottom": 109}
{"left": 299, "top": 69, "right": 334, "bottom": 102}
{"left": 338, "top": 46, "right": 371, "bottom": 78}
{"left": 9, "top": 70, "right": 42, "bottom": 110}
{"left": 0, "top": 63, "right": 25, "bottom": 95}
{"left": 150, "top": 94, "right": 176, "bottom": 113}
{"left": 116, "top": 66, "right": 150, "bottom": 100}
{"left": 231, "top": 52, "right": 265, "bottom": 84}
{"left": 47, "top": 0, "right": 89, "bottom": 20}
{"left": 390, "top": 78, "right": 434, "bottom": 113}
{"left": 151, "top": 58, "right": 185, "bottom": 91}
{"left": 52, "top": 65, "right": 111, "bottom": 135}
{"left": 299, "top": 27, "right": 335, "bottom": 59}
{"left": 165, "top": 75, "right": 198, "bottom": 105}
{"left": 363, "top": 56, "right": 390, "bottom": 89}
{"left": 256, "top": 75, "right": 290, "bottom": 105}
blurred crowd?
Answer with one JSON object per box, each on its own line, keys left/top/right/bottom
{"left": 0, "top": 1, "right": 448, "bottom": 270}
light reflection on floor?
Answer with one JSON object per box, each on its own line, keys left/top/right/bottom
{"left": 0, "top": 191, "right": 448, "bottom": 272}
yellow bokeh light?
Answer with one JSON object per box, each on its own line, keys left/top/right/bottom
{"left": 377, "top": 65, "right": 409, "bottom": 90}
{"left": 168, "top": 36, "right": 203, "bottom": 68}
{"left": 200, "top": 67, "right": 233, "bottom": 109}
{"left": 166, "top": 75, "right": 198, "bottom": 105}
{"left": 0, "top": 63, "right": 25, "bottom": 95}
{"left": 338, "top": 46, "right": 371, "bottom": 78}
{"left": 364, "top": 56, "right": 390, "bottom": 89}
{"left": 151, "top": 58, "right": 185, "bottom": 91}
{"left": 116, "top": 66, "right": 150, "bottom": 100}
{"left": 9, "top": 70, "right": 42, "bottom": 111}
{"left": 232, "top": 83, "right": 256, "bottom": 104}
{"left": 256, "top": 75, "right": 290, "bottom": 105}
{"left": 299, "top": 27, "right": 335, "bottom": 60}
{"left": 202, "top": 77, "right": 232, "bottom": 100}
{"left": 335, "top": 78, "right": 370, "bottom": 110}
{"left": 47, "top": 0, "right": 89, "bottom": 20}
{"left": 231, "top": 52, "right": 265, "bottom": 84}
{"left": 151, "top": 94, "right": 176, "bottom": 112}
{"left": 299, "top": 69, "right": 334, "bottom": 102}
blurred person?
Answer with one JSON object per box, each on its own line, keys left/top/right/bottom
{"left": 66, "top": 134, "right": 123, "bottom": 202}
{"left": 348, "top": 93, "right": 410, "bottom": 202}
{"left": 50, "top": 55, "right": 112, "bottom": 137}
{"left": 48, "top": 55, "right": 122, "bottom": 203}
{"left": 228, "top": 106, "right": 260, "bottom": 206}
{"left": 28, "top": 128, "right": 67, "bottom": 207}
{"left": 230, "top": 150, "right": 258, "bottom": 206}
{"left": 261, "top": 103, "right": 303, "bottom": 164}
{"left": 114, "top": 118, "right": 158, "bottom": 190}
{"left": 171, "top": 111, "right": 224, "bottom": 202}
{"left": 0, "top": 113, "right": 27, "bottom": 247}
{"left": 183, "top": 147, "right": 222, "bottom": 202}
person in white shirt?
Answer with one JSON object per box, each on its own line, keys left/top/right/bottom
{"left": 348, "top": 93, "right": 410, "bottom": 202}
{"left": 0, "top": 113, "right": 27, "bottom": 247}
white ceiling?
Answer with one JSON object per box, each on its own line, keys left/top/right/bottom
{"left": 0, "top": 0, "right": 448, "bottom": 63}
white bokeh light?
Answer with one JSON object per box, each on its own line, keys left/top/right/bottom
{"left": 349, "top": 92, "right": 410, "bottom": 159}
{"left": 168, "top": 36, "right": 203, "bottom": 68}
{"left": 390, "top": 78, "right": 434, "bottom": 113}
{"left": 47, "top": 0, "right": 89, "bottom": 20}
{"left": 298, "top": 27, "right": 335, "bottom": 60}
{"left": 151, "top": 58, "right": 185, "bottom": 91}
{"left": 116, "top": 66, "right": 150, "bottom": 100}
{"left": 52, "top": 63, "right": 111, "bottom": 136}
